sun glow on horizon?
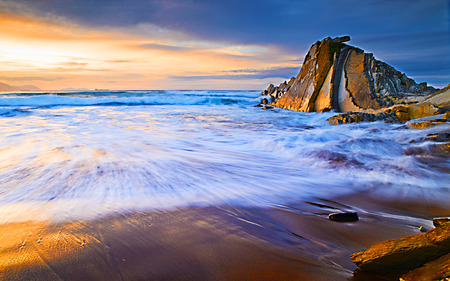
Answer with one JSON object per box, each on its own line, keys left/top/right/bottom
{"left": 0, "top": 10, "right": 299, "bottom": 90}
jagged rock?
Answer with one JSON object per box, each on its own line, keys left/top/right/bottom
{"left": 350, "top": 223, "right": 450, "bottom": 272}
{"left": 336, "top": 35, "right": 351, "bottom": 43}
{"left": 328, "top": 212, "right": 358, "bottom": 222}
{"left": 434, "top": 218, "right": 450, "bottom": 227}
{"left": 400, "top": 253, "right": 450, "bottom": 281}
{"left": 266, "top": 84, "right": 276, "bottom": 95}
{"left": 263, "top": 77, "right": 295, "bottom": 102}
{"left": 263, "top": 36, "right": 437, "bottom": 114}
{"left": 327, "top": 112, "right": 399, "bottom": 125}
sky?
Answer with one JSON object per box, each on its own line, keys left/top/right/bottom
{"left": 0, "top": 0, "right": 449, "bottom": 90}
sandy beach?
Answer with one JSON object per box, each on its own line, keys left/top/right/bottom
{"left": 2, "top": 190, "right": 447, "bottom": 281}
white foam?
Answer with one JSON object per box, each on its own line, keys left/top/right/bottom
{"left": 0, "top": 91, "right": 448, "bottom": 223}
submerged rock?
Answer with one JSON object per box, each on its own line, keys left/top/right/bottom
{"left": 423, "top": 132, "right": 450, "bottom": 142}
{"left": 264, "top": 36, "right": 436, "bottom": 113}
{"left": 407, "top": 119, "right": 447, "bottom": 129}
{"left": 350, "top": 223, "right": 450, "bottom": 272}
{"left": 327, "top": 112, "right": 399, "bottom": 125}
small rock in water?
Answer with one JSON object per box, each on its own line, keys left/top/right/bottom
{"left": 261, "top": 98, "right": 269, "bottom": 105}
{"left": 328, "top": 212, "right": 359, "bottom": 222}
{"left": 433, "top": 217, "right": 450, "bottom": 227}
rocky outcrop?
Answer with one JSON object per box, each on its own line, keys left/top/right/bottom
{"left": 407, "top": 118, "right": 448, "bottom": 129}
{"left": 262, "top": 77, "right": 296, "bottom": 102}
{"left": 351, "top": 222, "right": 450, "bottom": 275}
{"left": 264, "top": 36, "right": 437, "bottom": 113}
{"left": 424, "top": 83, "right": 450, "bottom": 110}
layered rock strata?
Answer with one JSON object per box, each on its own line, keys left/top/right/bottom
{"left": 351, "top": 222, "right": 450, "bottom": 280}
{"left": 263, "top": 36, "right": 436, "bottom": 113}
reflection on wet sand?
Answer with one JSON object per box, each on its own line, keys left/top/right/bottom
{"left": 1, "top": 195, "right": 448, "bottom": 281}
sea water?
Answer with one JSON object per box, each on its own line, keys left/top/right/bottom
{"left": 0, "top": 91, "right": 448, "bottom": 222}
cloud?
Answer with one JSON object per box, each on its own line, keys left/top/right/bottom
{"left": 102, "top": 74, "right": 146, "bottom": 80}
{"left": 0, "top": 76, "right": 65, "bottom": 81}
{"left": 171, "top": 66, "right": 299, "bottom": 81}
{"left": 107, "top": 60, "right": 133, "bottom": 63}
{"left": 140, "top": 43, "right": 191, "bottom": 52}
{"left": 62, "top": 61, "right": 89, "bottom": 66}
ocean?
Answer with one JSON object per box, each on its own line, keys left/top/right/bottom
{"left": 0, "top": 90, "right": 448, "bottom": 223}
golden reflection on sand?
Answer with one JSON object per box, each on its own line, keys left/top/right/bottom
{"left": 0, "top": 195, "right": 448, "bottom": 281}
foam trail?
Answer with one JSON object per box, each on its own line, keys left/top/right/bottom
{"left": 0, "top": 91, "right": 448, "bottom": 223}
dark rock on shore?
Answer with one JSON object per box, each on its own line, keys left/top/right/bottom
{"left": 400, "top": 252, "right": 450, "bottom": 281}
{"left": 328, "top": 212, "right": 359, "bottom": 222}
{"left": 264, "top": 36, "right": 436, "bottom": 113}
{"left": 434, "top": 217, "right": 450, "bottom": 228}
{"left": 350, "top": 223, "right": 450, "bottom": 272}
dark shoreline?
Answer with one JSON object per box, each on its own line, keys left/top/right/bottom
{"left": 1, "top": 191, "right": 448, "bottom": 281}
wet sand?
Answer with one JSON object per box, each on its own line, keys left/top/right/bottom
{"left": 1, "top": 192, "right": 448, "bottom": 281}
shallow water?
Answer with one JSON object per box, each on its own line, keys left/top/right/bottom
{"left": 0, "top": 90, "right": 448, "bottom": 223}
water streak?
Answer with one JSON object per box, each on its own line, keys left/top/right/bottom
{"left": 0, "top": 91, "right": 448, "bottom": 222}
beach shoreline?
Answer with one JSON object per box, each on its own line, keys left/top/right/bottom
{"left": 1, "top": 191, "right": 447, "bottom": 281}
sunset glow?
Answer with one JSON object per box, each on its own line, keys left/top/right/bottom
{"left": 0, "top": 9, "right": 299, "bottom": 90}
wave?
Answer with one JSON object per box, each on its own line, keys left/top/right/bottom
{"left": 0, "top": 91, "right": 259, "bottom": 108}
{"left": 0, "top": 107, "right": 32, "bottom": 117}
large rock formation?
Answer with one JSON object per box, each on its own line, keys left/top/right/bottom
{"left": 263, "top": 36, "right": 436, "bottom": 113}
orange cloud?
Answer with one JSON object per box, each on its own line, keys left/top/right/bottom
{"left": 0, "top": 10, "right": 300, "bottom": 90}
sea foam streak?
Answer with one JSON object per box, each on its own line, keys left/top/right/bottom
{"left": 0, "top": 91, "right": 448, "bottom": 223}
